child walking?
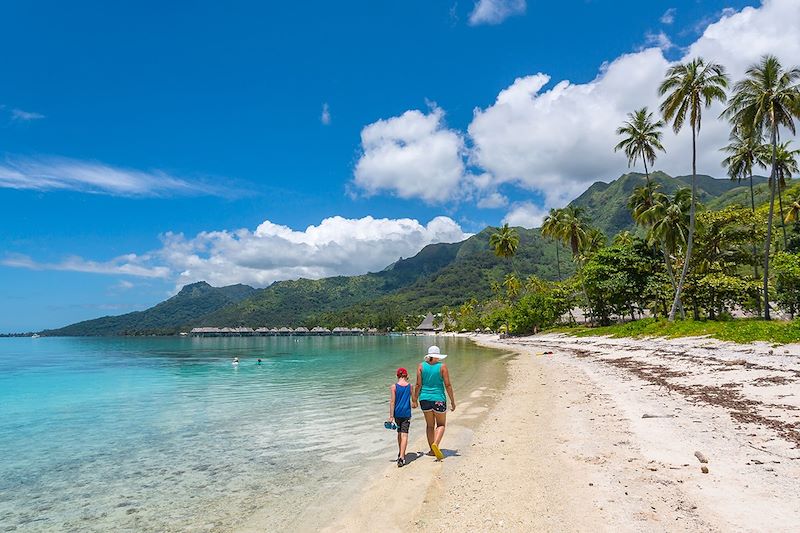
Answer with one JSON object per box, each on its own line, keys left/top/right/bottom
{"left": 388, "top": 367, "right": 412, "bottom": 467}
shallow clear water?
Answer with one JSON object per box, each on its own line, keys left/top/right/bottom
{"left": 0, "top": 335, "right": 503, "bottom": 532}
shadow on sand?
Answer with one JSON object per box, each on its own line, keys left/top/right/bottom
{"left": 389, "top": 448, "right": 461, "bottom": 466}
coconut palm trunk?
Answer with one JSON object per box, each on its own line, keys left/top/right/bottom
{"left": 749, "top": 173, "right": 762, "bottom": 316}
{"left": 778, "top": 177, "right": 788, "bottom": 249}
{"left": 662, "top": 246, "right": 685, "bottom": 319}
{"left": 554, "top": 240, "right": 562, "bottom": 280}
{"left": 763, "top": 127, "right": 779, "bottom": 320}
{"left": 669, "top": 125, "right": 698, "bottom": 321}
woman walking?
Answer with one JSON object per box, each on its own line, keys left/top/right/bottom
{"left": 412, "top": 346, "right": 456, "bottom": 460}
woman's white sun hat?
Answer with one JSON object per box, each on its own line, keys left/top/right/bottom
{"left": 425, "top": 345, "right": 448, "bottom": 360}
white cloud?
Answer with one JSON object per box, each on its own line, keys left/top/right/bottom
{"left": 1, "top": 253, "right": 170, "bottom": 278}
{"left": 643, "top": 31, "right": 675, "bottom": 52}
{"left": 660, "top": 8, "right": 676, "bottom": 25}
{"left": 468, "top": 0, "right": 526, "bottom": 26}
{"left": 4, "top": 216, "right": 470, "bottom": 290}
{"left": 115, "top": 280, "right": 135, "bottom": 290}
{"left": 11, "top": 109, "right": 45, "bottom": 121}
{"left": 351, "top": 1, "right": 799, "bottom": 213}
{"left": 0, "top": 155, "right": 232, "bottom": 197}
{"left": 321, "top": 102, "right": 331, "bottom": 125}
{"left": 476, "top": 191, "right": 509, "bottom": 209}
{"left": 467, "top": 0, "right": 800, "bottom": 209}
{"left": 353, "top": 106, "right": 467, "bottom": 203}
{"left": 502, "top": 202, "right": 547, "bottom": 228}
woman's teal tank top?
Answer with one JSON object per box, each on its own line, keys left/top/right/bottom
{"left": 419, "top": 361, "right": 446, "bottom": 402}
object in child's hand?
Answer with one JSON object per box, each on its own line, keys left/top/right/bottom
{"left": 384, "top": 421, "right": 397, "bottom": 430}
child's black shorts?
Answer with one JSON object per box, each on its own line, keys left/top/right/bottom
{"left": 395, "top": 417, "right": 410, "bottom": 434}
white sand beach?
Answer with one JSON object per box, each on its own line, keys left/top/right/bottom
{"left": 321, "top": 333, "right": 800, "bottom": 532}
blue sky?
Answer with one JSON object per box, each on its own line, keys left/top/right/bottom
{"left": 3, "top": 0, "right": 797, "bottom": 331}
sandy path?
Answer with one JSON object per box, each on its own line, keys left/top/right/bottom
{"left": 323, "top": 333, "right": 800, "bottom": 532}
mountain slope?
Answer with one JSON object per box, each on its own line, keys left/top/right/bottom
{"left": 568, "top": 171, "right": 768, "bottom": 236}
{"left": 43, "top": 282, "right": 256, "bottom": 336}
{"left": 199, "top": 241, "right": 462, "bottom": 327}
{"left": 46, "top": 171, "right": 770, "bottom": 335}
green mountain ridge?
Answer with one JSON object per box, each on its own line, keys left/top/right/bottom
{"left": 44, "top": 282, "right": 256, "bottom": 336}
{"left": 44, "top": 171, "right": 768, "bottom": 335}
{"left": 570, "top": 171, "right": 768, "bottom": 236}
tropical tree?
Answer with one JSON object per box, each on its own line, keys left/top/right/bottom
{"left": 613, "top": 231, "right": 635, "bottom": 247}
{"left": 645, "top": 188, "right": 693, "bottom": 318}
{"left": 659, "top": 57, "right": 729, "bottom": 320}
{"left": 559, "top": 206, "right": 591, "bottom": 258}
{"left": 724, "top": 54, "right": 800, "bottom": 319}
{"left": 615, "top": 107, "right": 666, "bottom": 187}
{"left": 721, "top": 129, "right": 768, "bottom": 314}
{"left": 786, "top": 191, "right": 800, "bottom": 227}
{"left": 489, "top": 223, "right": 520, "bottom": 266}
{"left": 772, "top": 141, "right": 800, "bottom": 248}
{"left": 542, "top": 208, "right": 565, "bottom": 280}
{"left": 627, "top": 181, "right": 662, "bottom": 225}
{"left": 582, "top": 227, "right": 607, "bottom": 256}
{"left": 503, "top": 273, "right": 522, "bottom": 300}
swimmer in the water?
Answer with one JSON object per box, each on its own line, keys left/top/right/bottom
{"left": 233, "top": 357, "right": 239, "bottom": 365}
{"left": 257, "top": 358, "right": 262, "bottom": 365}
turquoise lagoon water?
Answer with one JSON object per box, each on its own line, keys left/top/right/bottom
{"left": 0, "top": 335, "right": 505, "bottom": 532}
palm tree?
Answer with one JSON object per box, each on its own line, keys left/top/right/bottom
{"left": 723, "top": 54, "right": 800, "bottom": 319}
{"left": 582, "top": 227, "right": 607, "bottom": 256}
{"left": 559, "top": 206, "right": 590, "bottom": 258}
{"left": 627, "top": 181, "right": 662, "bottom": 225}
{"left": 786, "top": 192, "right": 800, "bottom": 227}
{"left": 503, "top": 273, "right": 521, "bottom": 300}
{"left": 721, "top": 129, "right": 768, "bottom": 315}
{"left": 772, "top": 141, "right": 800, "bottom": 248}
{"left": 615, "top": 107, "right": 666, "bottom": 187}
{"left": 490, "top": 223, "right": 520, "bottom": 264}
{"left": 542, "top": 208, "right": 565, "bottom": 280}
{"left": 613, "top": 231, "right": 635, "bottom": 247}
{"left": 645, "top": 188, "right": 693, "bottom": 319}
{"left": 659, "top": 57, "right": 729, "bottom": 321}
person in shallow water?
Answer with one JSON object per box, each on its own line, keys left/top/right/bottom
{"left": 232, "top": 357, "right": 239, "bottom": 365}
{"left": 413, "top": 346, "right": 456, "bottom": 460}
{"left": 257, "top": 358, "right": 262, "bottom": 365}
{"left": 388, "top": 367, "right": 412, "bottom": 467}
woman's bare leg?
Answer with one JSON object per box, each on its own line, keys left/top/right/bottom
{"left": 433, "top": 411, "right": 447, "bottom": 447}
{"left": 423, "top": 410, "right": 436, "bottom": 452}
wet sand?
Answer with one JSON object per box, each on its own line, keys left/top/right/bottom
{"left": 322, "top": 333, "right": 800, "bottom": 532}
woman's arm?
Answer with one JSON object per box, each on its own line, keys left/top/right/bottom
{"left": 441, "top": 364, "right": 456, "bottom": 411}
{"left": 412, "top": 364, "right": 422, "bottom": 408}
{"left": 388, "top": 384, "right": 396, "bottom": 421}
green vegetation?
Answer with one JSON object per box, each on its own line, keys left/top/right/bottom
{"left": 47, "top": 57, "right": 800, "bottom": 339}
{"left": 434, "top": 54, "right": 800, "bottom": 343}
{"left": 548, "top": 318, "right": 800, "bottom": 345}
{"left": 44, "top": 282, "right": 256, "bottom": 336}
{"left": 568, "top": 171, "right": 765, "bottom": 238}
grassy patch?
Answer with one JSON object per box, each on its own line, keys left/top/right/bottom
{"left": 548, "top": 318, "right": 800, "bottom": 345}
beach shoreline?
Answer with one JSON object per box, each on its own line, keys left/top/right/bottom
{"left": 314, "top": 332, "right": 800, "bottom": 532}
{"left": 236, "top": 336, "right": 513, "bottom": 533}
